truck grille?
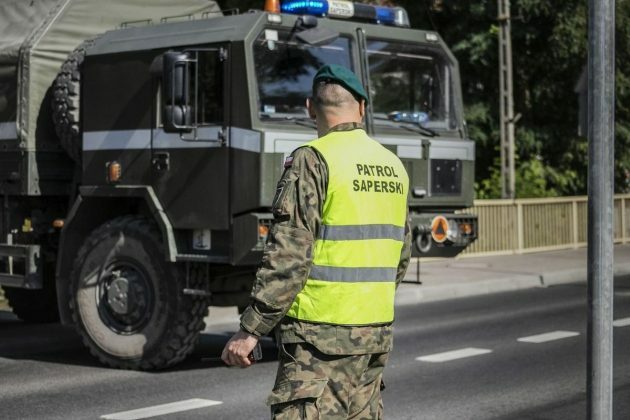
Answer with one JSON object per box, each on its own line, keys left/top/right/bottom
{"left": 431, "top": 159, "right": 461, "bottom": 196}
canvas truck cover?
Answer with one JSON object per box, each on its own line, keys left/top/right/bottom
{"left": 0, "top": 0, "right": 220, "bottom": 147}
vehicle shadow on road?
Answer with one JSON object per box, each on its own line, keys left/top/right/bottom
{"left": 0, "top": 310, "right": 277, "bottom": 371}
{"left": 0, "top": 309, "right": 98, "bottom": 367}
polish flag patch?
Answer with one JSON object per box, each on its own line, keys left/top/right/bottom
{"left": 284, "top": 156, "right": 294, "bottom": 168}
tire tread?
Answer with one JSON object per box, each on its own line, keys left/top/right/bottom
{"left": 69, "top": 216, "right": 209, "bottom": 370}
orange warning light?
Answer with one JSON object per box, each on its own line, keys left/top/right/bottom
{"left": 107, "top": 161, "right": 122, "bottom": 183}
{"left": 460, "top": 222, "right": 473, "bottom": 235}
{"left": 264, "top": 0, "right": 281, "bottom": 13}
{"left": 52, "top": 219, "right": 65, "bottom": 229}
{"left": 258, "top": 224, "right": 270, "bottom": 240}
{"left": 431, "top": 215, "right": 449, "bottom": 243}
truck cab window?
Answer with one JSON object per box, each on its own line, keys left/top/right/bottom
{"left": 253, "top": 29, "right": 352, "bottom": 119}
{"left": 159, "top": 49, "right": 224, "bottom": 128}
{"left": 367, "top": 39, "right": 451, "bottom": 129}
{"left": 196, "top": 50, "right": 223, "bottom": 125}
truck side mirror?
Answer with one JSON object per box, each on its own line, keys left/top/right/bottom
{"left": 163, "top": 105, "right": 192, "bottom": 130}
{"left": 162, "top": 51, "right": 194, "bottom": 133}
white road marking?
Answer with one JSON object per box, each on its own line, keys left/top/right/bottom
{"left": 100, "top": 398, "right": 222, "bottom": 420}
{"left": 416, "top": 347, "right": 492, "bottom": 363}
{"left": 613, "top": 317, "right": 630, "bottom": 327}
{"left": 517, "top": 330, "right": 579, "bottom": 343}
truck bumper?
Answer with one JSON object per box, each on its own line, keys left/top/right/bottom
{"left": 410, "top": 212, "right": 478, "bottom": 258}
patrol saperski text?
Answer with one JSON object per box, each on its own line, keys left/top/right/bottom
{"left": 352, "top": 164, "right": 404, "bottom": 194}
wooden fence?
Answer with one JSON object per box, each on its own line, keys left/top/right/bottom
{"left": 460, "top": 194, "right": 630, "bottom": 256}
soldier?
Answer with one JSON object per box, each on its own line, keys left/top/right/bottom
{"left": 222, "top": 64, "right": 411, "bottom": 419}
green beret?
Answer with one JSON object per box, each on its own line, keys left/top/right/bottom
{"left": 313, "top": 64, "right": 368, "bottom": 102}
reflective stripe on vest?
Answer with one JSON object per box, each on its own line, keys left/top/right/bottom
{"left": 319, "top": 224, "right": 405, "bottom": 241}
{"left": 286, "top": 129, "right": 409, "bottom": 325}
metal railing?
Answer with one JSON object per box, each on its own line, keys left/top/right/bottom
{"left": 460, "top": 194, "right": 630, "bottom": 256}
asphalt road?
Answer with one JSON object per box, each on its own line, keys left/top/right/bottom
{"left": 1, "top": 277, "right": 629, "bottom": 420}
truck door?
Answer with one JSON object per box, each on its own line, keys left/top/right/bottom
{"left": 151, "top": 45, "right": 230, "bottom": 232}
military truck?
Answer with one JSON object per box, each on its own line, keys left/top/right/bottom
{"left": 0, "top": 0, "right": 477, "bottom": 369}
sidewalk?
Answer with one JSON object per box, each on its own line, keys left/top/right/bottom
{"left": 396, "top": 243, "right": 630, "bottom": 306}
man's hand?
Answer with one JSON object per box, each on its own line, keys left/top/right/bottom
{"left": 221, "top": 330, "right": 260, "bottom": 368}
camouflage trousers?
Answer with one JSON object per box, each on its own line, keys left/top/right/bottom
{"left": 267, "top": 341, "right": 389, "bottom": 419}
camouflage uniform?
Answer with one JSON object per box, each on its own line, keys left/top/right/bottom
{"left": 240, "top": 123, "right": 412, "bottom": 419}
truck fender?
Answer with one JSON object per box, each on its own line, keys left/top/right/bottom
{"left": 55, "top": 186, "right": 176, "bottom": 325}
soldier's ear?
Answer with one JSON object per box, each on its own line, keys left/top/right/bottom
{"left": 359, "top": 99, "right": 366, "bottom": 119}
{"left": 306, "top": 98, "right": 317, "bottom": 119}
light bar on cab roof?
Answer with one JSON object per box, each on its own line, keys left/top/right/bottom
{"left": 280, "top": 0, "right": 410, "bottom": 27}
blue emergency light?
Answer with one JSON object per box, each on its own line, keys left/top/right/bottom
{"left": 280, "top": 0, "right": 410, "bottom": 27}
{"left": 280, "top": 1, "right": 327, "bottom": 16}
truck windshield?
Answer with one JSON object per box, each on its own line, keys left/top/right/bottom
{"left": 254, "top": 29, "right": 352, "bottom": 119}
{"left": 367, "top": 39, "right": 451, "bottom": 129}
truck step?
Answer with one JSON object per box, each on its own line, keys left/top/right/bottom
{"left": 182, "top": 288, "right": 212, "bottom": 297}
{"left": 176, "top": 253, "right": 229, "bottom": 263}
{"left": 0, "top": 244, "right": 42, "bottom": 289}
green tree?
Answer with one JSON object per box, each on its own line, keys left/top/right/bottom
{"left": 401, "top": 0, "right": 593, "bottom": 198}
{"left": 616, "top": 0, "right": 630, "bottom": 192}
{"left": 404, "top": 0, "right": 630, "bottom": 197}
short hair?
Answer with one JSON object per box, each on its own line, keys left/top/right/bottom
{"left": 311, "top": 81, "right": 362, "bottom": 110}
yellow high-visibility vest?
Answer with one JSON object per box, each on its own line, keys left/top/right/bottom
{"left": 286, "top": 128, "right": 409, "bottom": 325}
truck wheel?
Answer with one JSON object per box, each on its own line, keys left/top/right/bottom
{"left": 69, "top": 216, "right": 209, "bottom": 370}
{"left": 51, "top": 41, "right": 92, "bottom": 162}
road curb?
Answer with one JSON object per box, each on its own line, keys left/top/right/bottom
{"left": 541, "top": 263, "right": 630, "bottom": 287}
{"left": 615, "top": 263, "right": 630, "bottom": 278}
{"left": 395, "top": 262, "right": 630, "bottom": 307}
{"left": 540, "top": 268, "right": 588, "bottom": 287}
{"left": 395, "top": 274, "right": 543, "bottom": 306}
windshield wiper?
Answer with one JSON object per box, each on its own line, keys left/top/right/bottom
{"left": 399, "top": 123, "right": 438, "bottom": 138}
{"left": 372, "top": 115, "right": 439, "bottom": 137}
{"left": 260, "top": 114, "right": 317, "bottom": 129}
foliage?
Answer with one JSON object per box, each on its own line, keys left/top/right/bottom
{"left": 402, "top": 0, "right": 628, "bottom": 197}
{"left": 399, "top": 0, "right": 592, "bottom": 198}
{"left": 616, "top": 0, "right": 630, "bottom": 193}
{"left": 217, "top": 1, "right": 628, "bottom": 197}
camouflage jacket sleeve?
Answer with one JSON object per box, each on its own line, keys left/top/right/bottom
{"left": 396, "top": 212, "right": 412, "bottom": 286}
{"left": 240, "top": 147, "right": 327, "bottom": 336}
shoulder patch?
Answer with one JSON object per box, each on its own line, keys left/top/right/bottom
{"left": 284, "top": 156, "right": 294, "bottom": 168}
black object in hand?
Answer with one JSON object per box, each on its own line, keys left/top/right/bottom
{"left": 248, "top": 342, "right": 262, "bottom": 363}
